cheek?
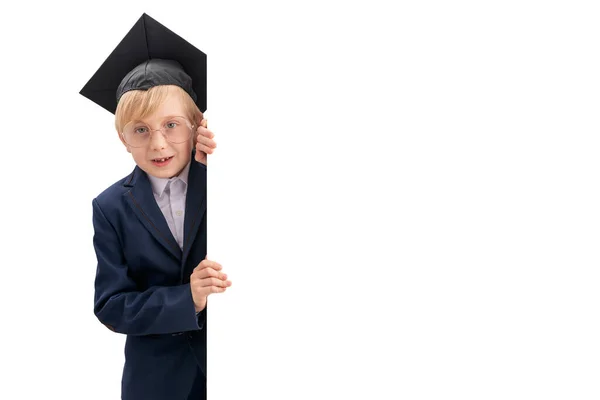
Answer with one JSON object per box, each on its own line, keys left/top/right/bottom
{"left": 178, "top": 139, "right": 194, "bottom": 154}
{"left": 130, "top": 148, "right": 146, "bottom": 162}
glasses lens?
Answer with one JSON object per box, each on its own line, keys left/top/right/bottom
{"left": 123, "top": 122, "right": 150, "bottom": 148}
{"left": 163, "top": 117, "right": 193, "bottom": 143}
{"left": 122, "top": 116, "right": 193, "bottom": 147}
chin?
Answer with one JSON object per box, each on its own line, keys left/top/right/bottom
{"left": 141, "top": 162, "right": 178, "bottom": 179}
{"left": 147, "top": 169, "right": 173, "bottom": 179}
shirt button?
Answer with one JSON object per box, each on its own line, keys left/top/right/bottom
{"left": 175, "top": 210, "right": 183, "bottom": 216}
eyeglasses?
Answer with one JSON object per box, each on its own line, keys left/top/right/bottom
{"left": 121, "top": 116, "right": 195, "bottom": 148}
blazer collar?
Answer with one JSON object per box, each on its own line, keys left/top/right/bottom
{"left": 123, "top": 165, "right": 182, "bottom": 260}
{"left": 122, "top": 151, "right": 206, "bottom": 265}
{"left": 182, "top": 153, "right": 207, "bottom": 266}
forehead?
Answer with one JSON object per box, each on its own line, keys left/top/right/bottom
{"left": 145, "top": 90, "right": 187, "bottom": 121}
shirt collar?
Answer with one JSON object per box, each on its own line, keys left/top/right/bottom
{"left": 147, "top": 160, "right": 191, "bottom": 198}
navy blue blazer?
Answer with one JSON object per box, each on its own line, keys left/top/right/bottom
{"left": 92, "top": 155, "right": 207, "bottom": 400}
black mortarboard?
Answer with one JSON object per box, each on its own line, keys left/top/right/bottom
{"left": 79, "top": 13, "right": 206, "bottom": 114}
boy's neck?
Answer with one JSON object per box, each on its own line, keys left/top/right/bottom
{"left": 146, "top": 160, "right": 192, "bottom": 197}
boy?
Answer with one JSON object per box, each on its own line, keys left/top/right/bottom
{"left": 80, "top": 14, "right": 229, "bottom": 400}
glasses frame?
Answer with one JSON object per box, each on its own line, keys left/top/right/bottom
{"left": 121, "top": 115, "right": 196, "bottom": 148}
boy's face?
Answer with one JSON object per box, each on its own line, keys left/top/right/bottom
{"left": 120, "top": 91, "right": 193, "bottom": 179}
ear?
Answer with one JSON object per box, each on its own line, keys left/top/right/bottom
{"left": 194, "top": 111, "right": 205, "bottom": 129}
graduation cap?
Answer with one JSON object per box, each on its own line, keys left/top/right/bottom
{"left": 79, "top": 13, "right": 206, "bottom": 114}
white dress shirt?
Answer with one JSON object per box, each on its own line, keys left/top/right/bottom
{"left": 147, "top": 161, "right": 191, "bottom": 249}
{"left": 146, "top": 161, "right": 204, "bottom": 325}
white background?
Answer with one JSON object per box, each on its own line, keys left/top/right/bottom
{"left": 1, "top": 0, "right": 599, "bottom": 399}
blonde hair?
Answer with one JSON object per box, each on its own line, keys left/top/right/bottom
{"left": 115, "top": 85, "right": 203, "bottom": 133}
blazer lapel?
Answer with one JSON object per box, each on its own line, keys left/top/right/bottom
{"left": 182, "top": 158, "right": 207, "bottom": 266}
{"left": 123, "top": 166, "right": 182, "bottom": 261}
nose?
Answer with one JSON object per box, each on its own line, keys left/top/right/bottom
{"left": 149, "top": 129, "right": 168, "bottom": 151}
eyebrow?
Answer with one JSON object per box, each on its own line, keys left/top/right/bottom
{"left": 133, "top": 115, "right": 184, "bottom": 124}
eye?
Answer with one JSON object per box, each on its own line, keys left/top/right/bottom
{"left": 134, "top": 126, "right": 149, "bottom": 134}
{"left": 165, "top": 121, "right": 179, "bottom": 129}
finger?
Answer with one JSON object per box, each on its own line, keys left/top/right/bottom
{"left": 201, "top": 278, "right": 232, "bottom": 287}
{"left": 196, "top": 125, "right": 212, "bottom": 134}
{"left": 196, "top": 285, "right": 226, "bottom": 296}
{"left": 195, "top": 134, "right": 216, "bottom": 148}
{"left": 199, "top": 277, "right": 230, "bottom": 288}
{"left": 192, "top": 259, "right": 222, "bottom": 275}
{"left": 208, "top": 277, "right": 231, "bottom": 287}
{"left": 193, "top": 263, "right": 221, "bottom": 274}
{"left": 196, "top": 124, "right": 214, "bottom": 138}
{"left": 201, "top": 118, "right": 208, "bottom": 128}
{"left": 205, "top": 260, "right": 222, "bottom": 269}
{"left": 191, "top": 268, "right": 212, "bottom": 281}
{"left": 196, "top": 144, "right": 214, "bottom": 155}
{"left": 192, "top": 261, "right": 223, "bottom": 273}
{"left": 196, "top": 259, "right": 222, "bottom": 270}
{"left": 193, "top": 267, "right": 227, "bottom": 280}
{"left": 193, "top": 286, "right": 225, "bottom": 297}
{"left": 196, "top": 129, "right": 215, "bottom": 140}
{"left": 195, "top": 139, "right": 216, "bottom": 152}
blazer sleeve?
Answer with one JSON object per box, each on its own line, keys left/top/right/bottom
{"left": 92, "top": 198, "right": 203, "bottom": 336}
{"left": 196, "top": 309, "right": 206, "bottom": 330}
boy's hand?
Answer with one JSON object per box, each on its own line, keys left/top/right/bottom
{"left": 190, "top": 257, "right": 232, "bottom": 313}
{"left": 194, "top": 119, "right": 216, "bottom": 166}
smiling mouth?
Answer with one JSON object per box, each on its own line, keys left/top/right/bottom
{"left": 152, "top": 156, "right": 174, "bottom": 163}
